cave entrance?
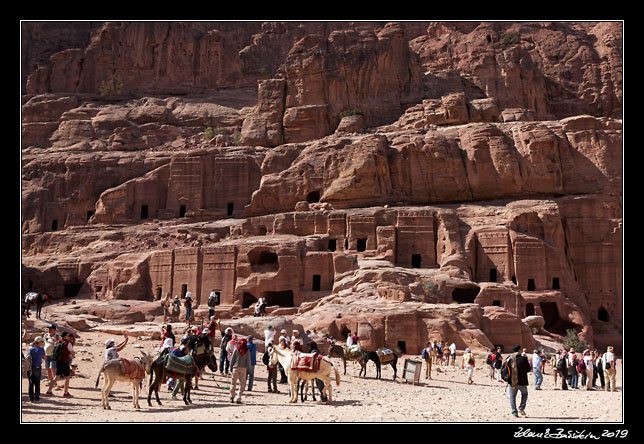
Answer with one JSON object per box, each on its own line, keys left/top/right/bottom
{"left": 242, "top": 292, "right": 257, "bottom": 309}
{"left": 540, "top": 302, "right": 578, "bottom": 336}
{"left": 141, "top": 205, "right": 148, "bottom": 219}
{"left": 328, "top": 239, "right": 337, "bottom": 252}
{"left": 526, "top": 303, "right": 535, "bottom": 316}
{"left": 179, "top": 205, "right": 186, "bottom": 218}
{"left": 411, "top": 254, "right": 422, "bottom": 268}
{"left": 598, "top": 306, "right": 609, "bottom": 322}
{"left": 306, "top": 190, "right": 320, "bottom": 203}
{"left": 356, "top": 238, "right": 367, "bottom": 252}
{"left": 489, "top": 268, "right": 497, "bottom": 282}
{"left": 452, "top": 286, "right": 480, "bottom": 304}
{"left": 312, "top": 274, "right": 321, "bottom": 291}
{"left": 64, "top": 283, "right": 83, "bottom": 298}
{"left": 248, "top": 250, "right": 279, "bottom": 272}
{"left": 262, "top": 290, "right": 294, "bottom": 307}
{"left": 397, "top": 341, "right": 407, "bottom": 354}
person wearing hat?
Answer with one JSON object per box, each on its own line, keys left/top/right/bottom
{"left": 603, "top": 346, "right": 617, "bottom": 392}
{"left": 43, "top": 324, "right": 60, "bottom": 384}
{"left": 26, "top": 336, "right": 46, "bottom": 402}
{"left": 105, "top": 333, "right": 128, "bottom": 362}
{"left": 461, "top": 347, "right": 475, "bottom": 385}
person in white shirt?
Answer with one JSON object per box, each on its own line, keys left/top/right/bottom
{"left": 603, "top": 346, "right": 617, "bottom": 392}
{"left": 104, "top": 334, "right": 128, "bottom": 362}
{"left": 449, "top": 343, "right": 457, "bottom": 366}
{"left": 264, "top": 325, "right": 275, "bottom": 347}
{"left": 582, "top": 349, "right": 594, "bottom": 390}
{"left": 346, "top": 330, "right": 354, "bottom": 347}
{"left": 279, "top": 329, "right": 290, "bottom": 348}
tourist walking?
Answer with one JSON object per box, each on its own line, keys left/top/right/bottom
{"left": 184, "top": 292, "right": 193, "bottom": 325}
{"left": 507, "top": 345, "right": 531, "bottom": 418}
{"left": 493, "top": 346, "right": 504, "bottom": 382}
{"left": 486, "top": 347, "right": 497, "bottom": 380}
{"left": 461, "top": 347, "right": 475, "bottom": 384}
{"left": 603, "top": 346, "right": 617, "bottom": 392}
{"left": 207, "top": 291, "right": 218, "bottom": 318}
{"left": 46, "top": 331, "right": 75, "bottom": 398}
{"left": 568, "top": 349, "right": 579, "bottom": 389}
{"left": 449, "top": 342, "right": 456, "bottom": 366}
{"left": 229, "top": 337, "right": 251, "bottom": 403}
{"left": 161, "top": 292, "right": 171, "bottom": 323}
{"left": 531, "top": 349, "right": 544, "bottom": 390}
{"left": 26, "top": 336, "right": 46, "bottom": 402}
{"left": 172, "top": 296, "right": 182, "bottom": 321}
{"left": 557, "top": 350, "right": 569, "bottom": 390}
{"left": 264, "top": 324, "right": 275, "bottom": 348}
{"left": 266, "top": 341, "right": 279, "bottom": 393}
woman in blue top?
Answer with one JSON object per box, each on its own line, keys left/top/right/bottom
{"left": 27, "top": 337, "right": 47, "bottom": 402}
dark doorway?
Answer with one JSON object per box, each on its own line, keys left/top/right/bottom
{"left": 312, "top": 275, "right": 321, "bottom": 291}
{"left": 156, "top": 287, "right": 162, "bottom": 300}
{"left": 179, "top": 205, "right": 186, "bottom": 218}
{"left": 489, "top": 268, "right": 497, "bottom": 282}
{"left": 452, "top": 286, "right": 480, "bottom": 304}
{"left": 262, "top": 290, "right": 294, "bottom": 307}
{"left": 181, "top": 284, "right": 188, "bottom": 298}
{"left": 258, "top": 226, "right": 267, "bottom": 235}
{"left": 328, "top": 239, "right": 336, "bottom": 252}
{"left": 412, "top": 254, "right": 422, "bottom": 268}
{"left": 511, "top": 275, "right": 517, "bottom": 284}
{"left": 141, "top": 205, "right": 148, "bottom": 219}
{"left": 356, "top": 238, "right": 367, "bottom": 252}
{"left": 527, "top": 278, "right": 536, "bottom": 291}
{"left": 87, "top": 210, "right": 94, "bottom": 222}
{"left": 227, "top": 202, "right": 234, "bottom": 216}
{"left": 492, "top": 300, "right": 501, "bottom": 307}
{"left": 248, "top": 250, "right": 279, "bottom": 272}
{"left": 526, "top": 303, "right": 535, "bottom": 316}
{"left": 552, "top": 277, "right": 560, "bottom": 290}
{"left": 397, "top": 341, "right": 407, "bottom": 354}
{"left": 540, "top": 302, "right": 578, "bottom": 335}
{"left": 242, "top": 292, "right": 257, "bottom": 309}
{"left": 306, "top": 190, "right": 320, "bottom": 203}
{"left": 64, "top": 283, "right": 83, "bottom": 297}
{"left": 598, "top": 307, "right": 609, "bottom": 322}
{"left": 51, "top": 219, "right": 58, "bottom": 231}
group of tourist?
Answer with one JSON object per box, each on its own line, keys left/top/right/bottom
{"left": 23, "top": 317, "right": 620, "bottom": 419}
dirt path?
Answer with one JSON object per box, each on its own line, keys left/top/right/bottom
{"left": 21, "top": 330, "right": 623, "bottom": 423}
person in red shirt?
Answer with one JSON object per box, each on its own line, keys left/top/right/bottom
{"left": 46, "top": 332, "right": 76, "bottom": 397}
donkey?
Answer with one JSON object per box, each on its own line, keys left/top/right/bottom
{"left": 328, "top": 343, "right": 368, "bottom": 376}
{"left": 366, "top": 350, "right": 398, "bottom": 380}
{"left": 95, "top": 350, "right": 155, "bottom": 410}
{"left": 147, "top": 350, "right": 217, "bottom": 406}
{"left": 22, "top": 292, "right": 52, "bottom": 319}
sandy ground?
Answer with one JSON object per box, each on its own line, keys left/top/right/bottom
{"left": 20, "top": 328, "right": 623, "bottom": 424}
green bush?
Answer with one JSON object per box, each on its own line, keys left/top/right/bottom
{"left": 204, "top": 127, "right": 215, "bottom": 140}
{"left": 562, "top": 328, "right": 589, "bottom": 351}
{"left": 338, "top": 108, "right": 363, "bottom": 118}
{"left": 501, "top": 31, "right": 521, "bottom": 47}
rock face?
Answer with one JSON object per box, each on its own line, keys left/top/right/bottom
{"left": 22, "top": 21, "right": 622, "bottom": 354}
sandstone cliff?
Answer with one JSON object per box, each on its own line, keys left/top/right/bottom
{"left": 21, "top": 21, "right": 622, "bottom": 354}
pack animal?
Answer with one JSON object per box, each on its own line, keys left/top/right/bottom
{"left": 327, "top": 343, "right": 368, "bottom": 376}
{"left": 365, "top": 349, "right": 398, "bottom": 380}
{"left": 147, "top": 350, "right": 217, "bottom": 406}
{"left": 270, "top": 346, "right": 340, "bottom": 404}
{"left": 22, "top": 292, "right": 52, "bottom": 319}
{"left": 94, "top": 350, "right": 155, "bottom": 410}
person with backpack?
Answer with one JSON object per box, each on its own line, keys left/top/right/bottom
{"left": 46, "top": 331, "right": 75, "bottom": 397}
{"left": 486, "top": 347, "right": 496, "bottom": 380}
{"left": 421, "top": 341, "right": 433, "bottom": 380}
{"left": 504, "top": 344, "right": 531, "bottom": 418}
{"left": 461, "top": 347, "right": 475, "bottom": 384}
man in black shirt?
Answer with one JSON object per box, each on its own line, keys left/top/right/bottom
{"left": 508, "top": 344, "right": 532, "bottom": 418}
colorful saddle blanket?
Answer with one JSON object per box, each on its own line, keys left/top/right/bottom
{"left": 376, "top": 348, "right": 396, "bottom": 364}
{"left": 291, "top": 352, "right": 323, "bottom": 372}
{"left": 165, "top": 354, "right": 195, "bottom": 375}
{"left": 121, "top": 358, "right": 145, "bottom": 380}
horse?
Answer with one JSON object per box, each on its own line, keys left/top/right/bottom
{"left": 270, "top": 346, "right": 340, "bottom": 404}
{"left": 94, "top": 350, "right": 155, "bottom": 410}
{"left": 147, "top": 350, "right": 217, "bottom": 406}
{"left": 328, "top": 343, "right": 368, "bottom": 376}
{"left": 366, "top": 349, "right": 398, "bottom": 380}
{"left": 22, "top": 292, "right": 52, "bottom": 319}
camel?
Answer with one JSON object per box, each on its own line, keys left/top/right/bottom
{"left": 95, "top": 350, "right": 155, "bottom": 410}
{"left": 328, "top": 343, "right": 368, "bottom": 376}
{"left": 269, "top": 346, "right": 340, "bottom": 404}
